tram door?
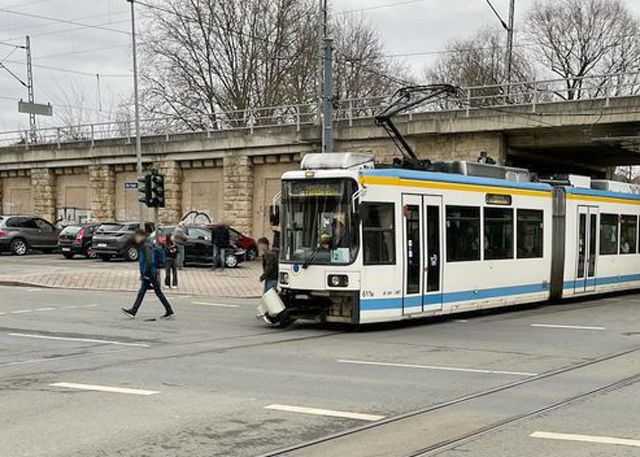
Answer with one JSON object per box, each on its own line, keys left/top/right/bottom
{"left": 402, "top": 194, "right": 444, "bottom": 314}
{"left": 575, "top": 206, "right": 598, "bottom": 293}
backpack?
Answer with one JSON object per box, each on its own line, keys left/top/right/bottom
{"left": 152, "top": 244, "right": 165, "bottom": 269}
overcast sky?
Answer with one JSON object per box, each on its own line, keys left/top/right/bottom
{"left": 1, "top": 0, "right": 639, "bottom": 132}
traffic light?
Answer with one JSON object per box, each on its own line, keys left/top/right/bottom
{"left": 150, "top": 171, "right": 165, "bottom": 208}
{"left": 137, "top": 174, "right": 151, "bottom": 206}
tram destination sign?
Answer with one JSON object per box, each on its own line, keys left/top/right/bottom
{"left": 289, "top": 181, "right": 344, "bottom": 197}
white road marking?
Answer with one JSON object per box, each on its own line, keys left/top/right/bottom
{"left": 36, "top": 307, "right": 55, "bottom": 311}
{"left": 1, "top": 348, "right": 128, "bottom": 367}
{"left": 50, "top": 382, "right": 159, "bottom": 396}
{"left": 64, "top": 305, "right": 79, "bottom": 309}
{"left": 11, "top": 310, "right": 32, "bottom": 314}
{"left": 83, "top": 304, "right": 99, "bottom": 308}
{"left": 8, "top": 333, "right": 151, "bottom": 348}
{"left": 338, "top": 359, "right": 538, "bottom": 377}
{"left": 531, "top": 431, "right": 640, "bottom": 448}
{"left": 192, "top": 301, "right": 240, "bottom": 308}
{"left": 265, "top": 404, "right": 384, "bottom": 422}
{"left": 531, "top": 324, "right": 605, "bottom": 331}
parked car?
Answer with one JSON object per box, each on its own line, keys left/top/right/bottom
{"left": 0, "top": 215, "right": 60, "bottom": 255}
{"left": 91, "top": 221, "right": 154, "bottom": 261}
{"left": 58, "top": 223, "right": 100, "bottom": 259}
{"left": 151, "top": 224, "right": 245, "bottom": 268}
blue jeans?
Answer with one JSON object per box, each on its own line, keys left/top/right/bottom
{"left": 264, "top": 279, "right": 277, "bottom": 294}
{"left": 213, "top": 246, "right": 226, "bottom": 269}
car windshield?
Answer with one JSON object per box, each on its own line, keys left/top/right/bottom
{"left": 281, "top": 178, "right": 359, "bottom": 265}
{"left": 61, "top": 225, "right": 82, "bottom": 235}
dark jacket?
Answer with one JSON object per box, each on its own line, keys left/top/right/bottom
{"left": 260, "top": 249, "right": 279, "bottom": 282}
{"left": 164, "top": 243, "right": 178, "bottom": 260}
{"left": 138, "top": 242, "right": 156, "bottom": 278}
{"left": 212, "top": 224, "right": 231, "bottom": 248}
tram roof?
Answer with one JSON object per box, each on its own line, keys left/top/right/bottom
{"left": 360, "top": 168, "right": 552, "bottom": 192}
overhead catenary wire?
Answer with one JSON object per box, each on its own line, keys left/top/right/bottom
{"left": 0, "top": 8, "right": 131, "bottom": 36}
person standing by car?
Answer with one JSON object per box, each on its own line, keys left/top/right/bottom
{"left": 163, "top": 233, "right": 179, "bottom": 289}
{"left": 173, "top": 221, "right": 188, "bottom": 270}
{"left": 211, "top": 219, "right": 230, "bottom": 271}
{"left": 258, "top": 237, "right": 278, "bottom": 293}
{"left": 121, "top": 229, "right": 174, "bottom": 319}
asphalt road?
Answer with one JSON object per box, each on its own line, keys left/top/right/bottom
{"left": 1, "top": 282, "right": 640, "bottom": 456}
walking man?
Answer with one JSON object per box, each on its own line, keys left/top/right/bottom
{"left": 211, "top": 218, "right": 230, "bottom": 270}
{"left": 163, "top": 233, "right": 179, "bottom": 289}
{"left": 121, "top": 229, "right": 175, "bottom": 319}
{"left": 173, "top": 221, "right": 188, "bottom": 270}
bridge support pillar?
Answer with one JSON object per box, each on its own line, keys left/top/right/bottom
{"left": 88, "top": 165, "right": 115, "bottom": 222}
{"left": 31, "top": 168, "right": 56, "bottom": 223}
{"left": 223, "top": 154, "right": 254, "bottom": 236}
{"left": 155, "top": 160, "right": 183, "bottom": 224}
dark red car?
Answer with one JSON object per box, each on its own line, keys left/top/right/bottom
{"left": 205, "top": 224, "right": 258, "bottom": 260}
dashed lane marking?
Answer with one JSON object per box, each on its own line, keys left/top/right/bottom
{"left": 8, "top": 333, "right": 151, "bottom": 348}
{"left": 36, "top": 307, "right": 55, "bottom": 311}
{"left": 11, "top": 310, "right": 32, "bottom": 314}
{"left": 265, "top": 404, "right": 385, "bottom": 422}
{"left": 531, "top": 431, "right": 640, "bottom": 448}
{"left": 531, "top": 324, "right": 606, "bottom": 331}
{"left": 338, "top": 359, "right": 538, "bottom": 377}
{"left": 49, "top": 382, "right": 159, "bottom": 396}
{"left": 192, "top": 301, "right": 240, "bottom": 308}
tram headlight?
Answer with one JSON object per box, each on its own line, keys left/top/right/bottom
{"left": 328, "top": 274, "right": 349, "bottom": 287}
{"left": 279, "top": 272, "right": 290, "bottom": 285}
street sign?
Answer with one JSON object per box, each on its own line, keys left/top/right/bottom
{"left": 18, "top": 100, "right": 53, "bottom": 116}
{"left": 124, "top": 182, "right": 138, "bottom": 189}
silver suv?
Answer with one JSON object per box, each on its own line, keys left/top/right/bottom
{"left": 0, "top": 215, "right": 60, "bottom": 255}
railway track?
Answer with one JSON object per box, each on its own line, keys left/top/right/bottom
{"left": 259, "top": 343, "right": 640, "bottom": 457}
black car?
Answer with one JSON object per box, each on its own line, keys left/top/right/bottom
{"left": 151, "top": 225, "right": 245, "bottom": 268}
{"left": 91, "top": 221, "right": 154, "bottom": 262}
{"left": 0, "top": 215, "right": 60, "bottom": 255}
{"left": 58, "top": 223, "right": 100, "bottom": 259}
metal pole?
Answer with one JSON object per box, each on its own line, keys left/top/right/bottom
{"left": 25, "top": 36, "right": 36, "bottom": 143}
{"left": 128, "top": 0, "right": 144, "bottom": 228}
{"left": 322, "top": 38, "right": 333, "bottom": 154}
{"left": 504, "top": 0, "right": 516, "bottom": 95}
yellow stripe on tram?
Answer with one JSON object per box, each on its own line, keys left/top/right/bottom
{"left": 566, "top": 193, "right": 640, "bottom": 205}
{"left": 359, "top": 175, "right": 552, "bottom": 198}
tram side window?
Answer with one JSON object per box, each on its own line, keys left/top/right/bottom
{"left": 484, "top": 208, "right": 514, "bottom": 260}
{"left": 599, "top": 214, "right": 619, "bottom": 255}
{"left": 362, "top": 203, "right": 396, "bottom": 265}
{"left": 620, "top": 215, "right": 637, "bottom": 254}
{"left": 446, "top": 206, "right": 480, "bottom": 262}
{"left": 517, "top": 209, "right": 544, "bottom": 258}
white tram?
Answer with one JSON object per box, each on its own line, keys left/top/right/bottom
{"left": 259, "top": 152, "right": 640, "bottom": 326}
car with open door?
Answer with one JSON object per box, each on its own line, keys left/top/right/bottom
{"left": 58, "top": 223, "right": 100, "bottom": 259}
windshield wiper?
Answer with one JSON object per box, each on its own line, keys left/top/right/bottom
{"left": 302, "top": 245, "right": 324, "bottom": 269}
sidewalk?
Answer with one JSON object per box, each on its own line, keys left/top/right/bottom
{"left": 0, "top": 261, "right": 263, "bottom": 298}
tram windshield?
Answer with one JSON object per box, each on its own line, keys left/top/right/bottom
{"left": 281, "top": 178, "right": 359, "bottom": 265}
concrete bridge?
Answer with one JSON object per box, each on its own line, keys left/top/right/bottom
{"left": 1, "top": 73, "right": 639, "bottom": 238}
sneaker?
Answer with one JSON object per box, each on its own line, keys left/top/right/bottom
{"left": 160, "top": 311, "right": 175, "bottom": 319}
{"left": 121, "top": 308, "right": 136, "bottom": 319}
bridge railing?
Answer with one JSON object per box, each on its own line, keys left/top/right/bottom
{"left": 1, "top": 71, "right": 639, "bottom": 149}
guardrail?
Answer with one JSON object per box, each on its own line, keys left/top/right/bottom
{"left": 1, "top": 71, "right": 639, "bottom": 149}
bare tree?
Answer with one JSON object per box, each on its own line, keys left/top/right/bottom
{"left": 525, "top": 0, "right": 640, "bottom": 100}
{"left": 423, "top": 27, "right": 535, "bottom": 106}
{"left": 140, "top": 0, "right": 403, "bottom": 129}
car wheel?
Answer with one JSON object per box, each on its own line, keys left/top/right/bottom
{"left": 63, "top": 253, "right": 74, "bottom": 260}
{"left": 246, "top": 247, "right": 258, "bottom": 261}
{"left": 225, "top": 254, "right": 238, "bottom": 268}
{"left": 10, "top": 238, "right": 28, "bottom": 256}
{"left": 125, "top": 245, "right": 139, "bottom": 262}
{"left": 100, "top": 255, "right": 111, "bottom": 262}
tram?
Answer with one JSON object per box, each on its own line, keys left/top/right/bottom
{"left": 259, "top": 152, "right": 640, "bottom": 326}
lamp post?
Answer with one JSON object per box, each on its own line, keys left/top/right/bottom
{"left": 127, "top": 0, "right": 144, "bottom": 228}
